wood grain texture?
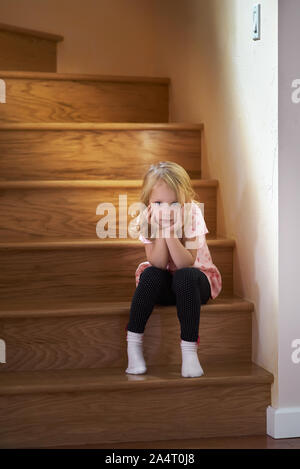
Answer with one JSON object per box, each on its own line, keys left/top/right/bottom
{"left": 0, "top": 239, "right": 233, "bottom": 306}
{"left": 0, "top": 125, "right": 203, "bottom": 180}
{"left": 0, "top": 179, "right": 217, "bottom": 241}
{"left": 0, "top": 75, "right": 169, "bottom": 123}
{"left": 0, "top": 300, "right": 252, "bottom": 371}
{"left": 0, "top": 30, "right": 58, "bottom": 72}
{"left": 0, "top": 59, "right": 274, "bottom": 447}
{"left": 0, "top": 362, "right": 273, "bottom": 448}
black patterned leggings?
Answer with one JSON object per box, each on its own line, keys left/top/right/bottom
{"left": 126, "top": 266, "right": 212, "bottom": 342}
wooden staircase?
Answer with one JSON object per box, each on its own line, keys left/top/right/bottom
{"left": 0, "top": 23, "right": 273, "bottom": 449}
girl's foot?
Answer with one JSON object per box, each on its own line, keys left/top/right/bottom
{"left": 180, "top": 339, "right": 204, "bottom": 377}
{"left": 125, "top": 330, "right": 147, "bottom": 374}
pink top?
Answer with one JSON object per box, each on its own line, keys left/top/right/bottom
{"left": 135, "top": 201, "right": 222, "bottom": 299}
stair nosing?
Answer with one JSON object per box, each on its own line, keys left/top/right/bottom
{"left": 0, "top": 70, "right": 170, "bottom": 83}
{"left": 0, "top": 363, "right": 274, "bottom": 395}
{"left": 0, "top": 22, "right": 64, "bottom": 42}
{"left": 0, "top": 296, "right": 254, "bottom": 318}
{"left": 0, "top": 237, "right": 235, "bottom": 250}
{"left": 0, "top": 122, "right": 203, "bottom": 131}
{"left": 0, "top": 179, "right": 218, "bottom": 189}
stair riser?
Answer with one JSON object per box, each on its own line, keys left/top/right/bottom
{"left": 0, "top": 245, "right": 233, "bottom": 305}
{"left": 0, "top": 383, "right": 271, "bottom": 448}
{"left": 0, "top": 129, "right": 202, "bottom": 180}
{"left": 0, "top": 309, "right": 251, "bottom": 371}
{"left": 0, "top": 78, "right": 168, "bottom": 123}
{"left": 0, "top": 31, "right": 57, "bottom": 72}
{"left": 0, "top": 184, "right": 217, "bottom": 241}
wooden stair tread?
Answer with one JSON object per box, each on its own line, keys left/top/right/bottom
{"left": 0, "top": 236, "right": 234, "bottom": 250}
{"left": 0, "top": 70, "right": 169, "bottom": 83}
{"left": 0, "top": 294, "right": 253, "bottom": 317}
{"left": 0, "top": 22, "right": 64, "bottom": 42}
{"left": 0, "top": 122, "right": 203, "bottom": 130}
{"left": 0, "top": 361, "right": 274, "bottom": 395}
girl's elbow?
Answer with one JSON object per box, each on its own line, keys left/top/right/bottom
{"left": 148, "top": 257, "right": 168, "bottom": 270}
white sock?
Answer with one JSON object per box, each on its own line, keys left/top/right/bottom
{"left": 180, "top": 339, "right": 204, "bottom": 377}
{"left": 125, "top": 330, "right": 147, "bottom": 374}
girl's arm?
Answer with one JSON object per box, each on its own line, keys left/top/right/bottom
{"left": 145, "top": 235, "right": 169, "bottom": 269}
{"left": 164, "top": 213, "right": 198, "bottom": 269}
{"left": 165, "top": 236, "right": 198, "bottom": 269}
{"left": 143, "top": 204, "right": 169, "bottom": 269}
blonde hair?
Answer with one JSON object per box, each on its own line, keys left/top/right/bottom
{"left": 137, "top": 161, "right": 200, "bottom": 240}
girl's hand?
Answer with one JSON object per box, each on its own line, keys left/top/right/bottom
{"left": 159, "top": 205, "right": 183, "bottom": 238}
{"left": 147, "top": 204, "right": 161, "bottom": 227}
{"left": 146, "top": 203, "right": 169, "bottom": 239}
{"left": 143, "top": 204, "right": 161, "bottom": 239}
{"left": 167, "top": 212, "right": 182, "bottom": 237}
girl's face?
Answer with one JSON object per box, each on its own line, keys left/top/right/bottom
{"left": 149, "top": 180, "right": 182, "bottom": 226}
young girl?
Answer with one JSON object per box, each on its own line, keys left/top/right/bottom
{"left": 125, "top": 161, "right": 222, "bottom": 378}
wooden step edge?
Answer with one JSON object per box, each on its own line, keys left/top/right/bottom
{"left": 0, "top": 70, "right": 169, "bottom": 84}
{"left": 0, "top": 179, "right": 218, "bottom": 190}
{"left": 0, "top": 122, "right": 203, "bottom": 131}
{"left": 0, "top": 237, "right": 235, "bottom": 251}
{"left": 0, "top": 296, "right": 254, "bottom": 319}
{"left": 0, "top": 363, "right": 274, "bottom": 395}
{"left": 0, "top": 22, "right": 64, "bottom": 42}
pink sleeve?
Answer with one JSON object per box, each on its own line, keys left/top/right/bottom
{"left": 184, "top": 202, "right": 209, "bottom": 238}
{"left": 183, "top": 202, "right": 209, "bottom": 248}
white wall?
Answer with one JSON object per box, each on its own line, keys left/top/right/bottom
{"left": 0, "top": 0, "right": 159, "bottom": 76}
{"left": 152, "top": 0, "right": 279, "bottom": 406}
{"left": 267, "top": 0, "right": 300, "bottom": 439}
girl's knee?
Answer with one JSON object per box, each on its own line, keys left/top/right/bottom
{"left": 172, "top": 267, "right": 199, "bottom": 285}
{"left": 139, "top": 265, "right": 167, "bottom": 286}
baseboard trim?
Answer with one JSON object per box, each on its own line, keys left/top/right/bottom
{"left": 267, "top": 405, "right": 300, "bottom": 438}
